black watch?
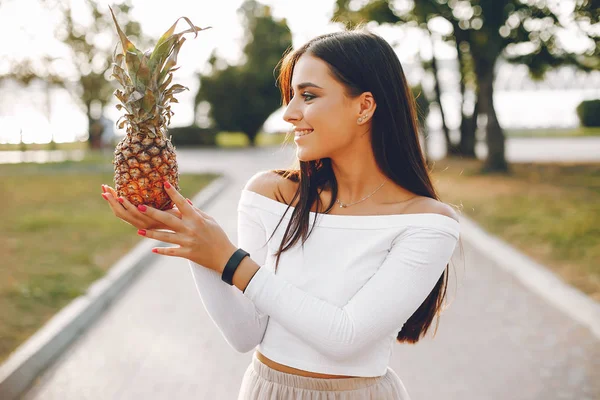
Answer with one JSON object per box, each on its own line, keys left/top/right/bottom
{"left": 221, "top": 248, "right": 250, "bottom": 285}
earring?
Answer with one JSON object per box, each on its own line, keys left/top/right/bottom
{"left": 357, "top": 114, "right": 368, "bottom": 124}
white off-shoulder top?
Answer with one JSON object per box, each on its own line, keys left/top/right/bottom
{"left": 189, "top": 188, "right": 460, "bottom": 377}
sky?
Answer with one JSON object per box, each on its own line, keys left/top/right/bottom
{"left": 0, "top": 0, "right": 595, "bottom": 144}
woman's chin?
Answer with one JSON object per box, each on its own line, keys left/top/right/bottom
{"left": 295, "top": 147, "right": 320, "bottom": 162}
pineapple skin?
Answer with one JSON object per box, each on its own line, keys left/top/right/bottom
{"left": 113, "top": 132, "right": 179, "bottom": 210}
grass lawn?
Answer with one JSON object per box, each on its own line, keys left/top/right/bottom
{"left": 505, "top": 127, "right": 600, "bottom": 138}
{"left": 0, "top": 141, "right": 88, "bottom": 151}
{"left": 0, "top": 131, "right": 290, "bottom": 152}
{"left": 216, "top": 131, "right": 290, "bottom": 147}
{"left": 0, "top": 152, "right": 219, "bottom": 363}
{"left": 1, "top": 127, "right": 597, "bottom": 153}
{"left": 431, "top": 158, "right": 600, "bottom": 301}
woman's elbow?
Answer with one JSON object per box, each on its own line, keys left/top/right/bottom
{"left": 226, "top": 338, "right": 260, "bottom": 354}
{"left": 222, "top": 324, "right": 265, "bottom": 353}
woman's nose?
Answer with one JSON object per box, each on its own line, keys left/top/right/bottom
{"left": 283, "top": 103, "right": 302, "bottom": 124}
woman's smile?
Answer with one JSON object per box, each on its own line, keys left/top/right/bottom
{"left": 294, "top": 129, "right": 314, "bottom": 140}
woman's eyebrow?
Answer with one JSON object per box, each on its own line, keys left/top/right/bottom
{"left": 292, "top": 82, "right": 323, "bottom": 90}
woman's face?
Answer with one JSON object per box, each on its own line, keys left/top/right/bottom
{"left": 283, "top": 53, "right": 365, "bottom": 162}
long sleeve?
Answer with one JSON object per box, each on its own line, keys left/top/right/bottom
{"left": 189, "top": 201, "right": 269, "bottom": 353}
{"left": 242, "top": 226, "right": 459, "bottom": 361}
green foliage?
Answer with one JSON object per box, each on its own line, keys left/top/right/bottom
{"left": 333, "top": 0, "right": 400, "bottom": 28}
{"left": 168, "top": 125, "right": 218, "bottom": 146}
{"left": 576, "top": 100, "right": 600, "bottom": 127}
{"left": 336, "top": 0, "right": 598, "bottom": 77}
{"left": 194, "top": 0, "right": 292, "bottom": 146}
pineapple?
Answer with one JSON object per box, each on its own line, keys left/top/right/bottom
{"left": 109, "top": 7, "right": 210, "bottom": 210}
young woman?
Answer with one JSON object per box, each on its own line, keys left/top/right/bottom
{"left": 102, "top": 28, "right": 461, "bottom": 400}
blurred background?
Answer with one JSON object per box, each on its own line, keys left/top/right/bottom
{"left": 0, "top": 0, "right": 598, "bottom": 399}
{"left": 1, "top": 0, "right": 598, "bottom": 156}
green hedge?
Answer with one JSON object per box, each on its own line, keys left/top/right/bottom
{"left": 167, "top": 125, "right": 218, "bottom": 147}
{"left": 576, "top": 100, "right": 600, "bottom": 127}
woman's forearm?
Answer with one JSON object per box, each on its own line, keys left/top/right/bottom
{"left": 231, "top": 256, "right": 262, "bottom": 293}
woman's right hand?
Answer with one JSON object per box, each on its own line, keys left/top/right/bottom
{"left": 101, "top": 184, "right": 183, "bottom": 231}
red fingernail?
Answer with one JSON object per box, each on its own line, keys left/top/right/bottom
{"left": 164, "top": 181, "right": 171, "bottom": 189}
{"left": 101, "top": 193, "right": 108, "bottom": 200}
{"left": 101, "top": 185, "right": 106, "bottom": 193}
{"left": 152, "top": 248, "right": 158, "bottom": 253}
{"left": 118, "top": 197, "right": 124, "bottom": 204}
{"left": 138, "top": 229, "right": 146, "bottom": 236}
{"left": 137, "top": 204, "right": 147, "bottom": 212}
{"left": 186, "top": 198, "right": 193, "bottom": 206}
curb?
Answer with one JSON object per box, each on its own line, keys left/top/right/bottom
{"left": 459, "top": 214, "right": 600, "bottom": 339}
{"left": 0, "top": 174, "right": 231, "bottom": 400}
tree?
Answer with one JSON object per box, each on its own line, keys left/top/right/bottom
{"left": 194, "top": 0, "right": 292, "bottom": 146}
{"left": 41, "top": 0, "right": 148, "bottom": 149}
{"left": 333, "top": 0, "right": 599, "bottom": 173}
{"left": 460, "top": 0, "right": 597, "bottom": 172}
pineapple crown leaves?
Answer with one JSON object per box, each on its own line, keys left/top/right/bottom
{"left": 108, "top": 6, "right": 211, "bottom": 136}
{"left": 109, "top": 6, "right": 141, "bottom": 58}
{"left": 149, "top": 16, "right": 210, "bottom": 74}
{"left": 110, "top": 6, "right": 211, "bottom": 91}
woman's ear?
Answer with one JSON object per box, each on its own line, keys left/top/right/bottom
{"left": 358, "top": 92, "right": 376, "bottom": 116}
{"left": 357, "top": 92, "right": 376, "bottom": 123}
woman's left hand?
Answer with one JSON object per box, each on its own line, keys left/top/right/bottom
{"left": 137, "top": 180, "right": 237, "bottom": 274}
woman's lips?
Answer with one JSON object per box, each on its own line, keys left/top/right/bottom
{"left": 294, "top": 129, "right": 314, "bottom": 138}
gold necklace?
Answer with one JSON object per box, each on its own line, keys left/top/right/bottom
{"left": 335, "top": 181, "right": 386, "bottom": 208}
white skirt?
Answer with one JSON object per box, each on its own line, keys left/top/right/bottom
{"left": 237, "top": 352, "right": 411, "bottom": 400}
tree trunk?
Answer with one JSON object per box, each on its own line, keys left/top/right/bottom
{"left": 19, "top": 129, "right": 27, "bottom": 152}
{"left": 429, "top": 34, "right": 453, "bottom": 155}
{"left": 458, "top": 97, "right": 478, "bottom": 158}
{"left": 455, "top": 39, "right": 476, "bottom": 158}
{"left": 87, "top": 102, "right": 103, "bottom": 150}
{"left": 475, "top": 59, "right": 508, "bottom": 173}
{"left": 247, "top": 131, "right": 258, "bottom": 147}
{"left": 45, "top": 81, "right": 57, "bottom": 150}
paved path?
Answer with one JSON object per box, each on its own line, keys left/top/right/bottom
{"left": 23, "top": 146, "right": 599, "bottom": 399}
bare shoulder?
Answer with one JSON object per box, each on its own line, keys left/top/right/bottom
{"left": 243, "top": 170, "right": 299, "bottom": 206}
{"left": 404, "top": 196, "right": 460, "bottom": 223}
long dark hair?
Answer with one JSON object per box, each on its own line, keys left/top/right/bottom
{"left": 264, "top": 28, "right": 459, "bottom": 344}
